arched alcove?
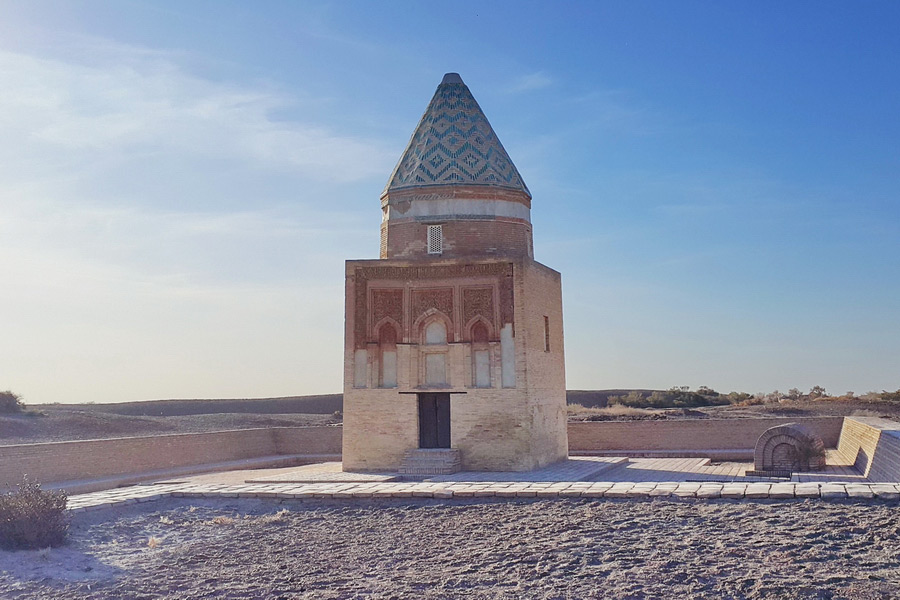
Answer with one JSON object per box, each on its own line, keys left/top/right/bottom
{"left": 419, "top": 316, "right": 450, "bottom": 386}
{"left": 377, "top": 321, "right": 399, "bottom": 388}
{"left": 469, "top": 320, "right": 491, "bottom": 388}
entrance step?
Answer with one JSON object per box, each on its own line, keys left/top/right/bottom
{"left": 399, "top": 448, "right": 462, "bottom": 476}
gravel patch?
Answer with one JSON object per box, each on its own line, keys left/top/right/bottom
{"left": 2, "top": 497, "right": 899, "bottom": 599}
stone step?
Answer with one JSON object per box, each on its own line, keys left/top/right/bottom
{"left": 399, "top": 448, "right": 462, "bottom": 475}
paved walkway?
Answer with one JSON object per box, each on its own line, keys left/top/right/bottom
{"left": 67, "top": 480, "right": 900, "bottom": 513}
{"left": 592, "top": 457, "right": 867, "bottom": 483}
{"left": 65, "top": 455, "right": 900, "bottom": 514}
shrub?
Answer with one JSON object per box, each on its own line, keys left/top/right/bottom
{"left": 794, "top": 434, "right": 826, "bottom": 471}
{"left": 0, "top": 477, "right": 68, "bottom": 551}
{"left": 880, "top": 389, "right": 900, "bottom": 403}
{"left": 809, "top": 385, "right": 828, "bottom": 400}
{"left": 0, "top": 391, "right": 24, "bottom": 414}
{"left": 609, "top": 388, "right": 734, "bottom": 409}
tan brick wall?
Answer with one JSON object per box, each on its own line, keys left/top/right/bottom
{"left": 517, "top": 261, "right": 568, "bottom": 467}
{"left": 272, "top": 426, "right": 343, "bottom": 455}
{"left": 342, "top": 258, "right": 568, "bottom": 472}
{"left": 0, "top": 427, "right": 342, "bottom": 489}
{"left": 382, "top": 219, "right": 532, "bottom": 260}
{"left": 836, "top": 417, "right": 900, "bottom": 481}
{"left": 568, "top": 417, "right": 844, "bottom": 452}
{"left": 341, "top": 389, "right": 419, "bottom": 471}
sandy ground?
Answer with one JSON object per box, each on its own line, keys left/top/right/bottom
{"left": 4, "top": 398, "right": 897, "bottom": 446}
{"left": 2, "top": 497, "right": 899, "bottom": 599}
{"left": 0, "top": 412, "right": 340, "bottom": 446}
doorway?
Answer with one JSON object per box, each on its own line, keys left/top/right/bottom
{"left": 417, "top": 393, "right": 450, "bottom": 448}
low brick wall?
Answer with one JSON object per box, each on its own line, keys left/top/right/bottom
{"left": 6, "top": 417, "right": 897, "bottom": 490}
{"left": 836, "top": 417, "right": 900, "bottom": 482}
{"left": 0, "top": 426, "right": 342, "bottom": 489}
{"left": 272, "top": 426, "right": 343, "bottom": 455}
{"left": 568, "top": 417, "right": 844, "bottom": 454}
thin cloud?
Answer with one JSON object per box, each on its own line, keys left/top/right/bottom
{"left": 507, "top": 71, "right": 553, "bottom": 93}
{"left": 0, "top": 48, "right": 393, "bottom": 183}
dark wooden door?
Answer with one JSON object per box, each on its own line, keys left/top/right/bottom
{"left": 418, "top": 393, "right": 451, "bottom": 448}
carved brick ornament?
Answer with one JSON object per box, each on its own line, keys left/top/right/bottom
{"left": 463, "top": 287, "right": 495, "bottom": 333}
{"left": 411, "top": 288, "right": 454, "bottom": 324}
{"left": 372, "top": 289, "right": 403, "bottom": 331}
{"left": 353, "top": 262, "right": 515, "bottom": 348}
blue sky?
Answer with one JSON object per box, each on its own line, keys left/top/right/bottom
{"left": 1, "top": 1, "right": 898, "bottom": 403}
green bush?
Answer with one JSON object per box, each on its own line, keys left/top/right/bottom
{"left": 0, "top": 391, "right": 24, "bottom": 414}
{"left": 0, "top": 478, "right": 68, "bottom": 550}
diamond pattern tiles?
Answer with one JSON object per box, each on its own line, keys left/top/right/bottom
{"left": 384, "top": 75, "right": 530, "bottom": 198}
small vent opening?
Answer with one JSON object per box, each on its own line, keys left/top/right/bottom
{"left": 543, "top": 316, "right": 550, "bottom": 352}
{"left": 427, "top": 225, "right": 443, "bottom": 255}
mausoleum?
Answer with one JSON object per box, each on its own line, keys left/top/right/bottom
{"left": 342, "top": 73, "right": 568, "bottom": 473}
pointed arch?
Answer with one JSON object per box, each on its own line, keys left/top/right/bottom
{"left": 375, "top": 319, "right": 400, "bottom": 388}
{"left": 413, "top": 308, "right": 454, "bottom": 345}
{"left": 465, "top": 316, "right": 493, "bottom": 343}
{"left": 466, "top": 317, "right": 493, "bottom": 389}
{"left": 414, "top": 309, "right": 452, "bottom": 387}
{"left": 373, "top": 317, "right": 402, "bottom": 345}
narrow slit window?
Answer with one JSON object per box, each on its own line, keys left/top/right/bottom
{"left": 543, "top": 316, "right": 550, "bottom": 352}
{"left": 427, "top": 225, "right": 443, "bottom": 255}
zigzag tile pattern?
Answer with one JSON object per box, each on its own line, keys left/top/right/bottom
{"left": 385, "top": 81, "right": 530, "bottom": 196}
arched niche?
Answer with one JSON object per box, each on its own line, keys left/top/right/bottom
{"left": 416, "top": 312, "right": 451, "bottom": 387}
{"left": 468, "top": 319, "right": 492, "bottom": 388}
{"left": 376, "top": 320, "right": 399, "bottom": 388}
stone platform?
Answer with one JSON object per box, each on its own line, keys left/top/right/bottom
{"left": 66, "top": 479, "right": 900, "bottom": 514}
{"left": 64, "top": 454, "right": 900, "bottom": 513}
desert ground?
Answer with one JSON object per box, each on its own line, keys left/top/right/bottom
{"left": 3, "top": 393, "right": 898, "bottom": 446}
{"left": 1, "top": 497, "right": 898, "bottom": 599}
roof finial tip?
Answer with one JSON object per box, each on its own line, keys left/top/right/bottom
{"left": 441, "top": 72, "right": 463, "bottom": 84}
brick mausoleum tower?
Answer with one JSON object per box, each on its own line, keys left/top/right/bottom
{"left": 342, "top": 73, "right": 568, "bottom": 472}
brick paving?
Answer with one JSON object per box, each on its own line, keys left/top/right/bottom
{"left": 245, "top": 462, "right": 399, "bottom": 483}
{"left": 66, "top": 480, "right": 900, "bottom": 513}
{"left": 588, "top": 457, "right": 868, "bottom": 483}
{"left": 65, "top": 455, "right": 900, "bottom": 514}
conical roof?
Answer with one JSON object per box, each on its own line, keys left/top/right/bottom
{"left": 383, "top": 73, "right": 530, "bottom": 198}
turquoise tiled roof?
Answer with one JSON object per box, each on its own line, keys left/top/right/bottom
{"left": 384, "top": 73, "right": 530, "bottom": 198}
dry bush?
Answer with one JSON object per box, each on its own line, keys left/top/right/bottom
{"left": 598, "top": 405, "right": 653, "bottom": 418}
{"left": 210, "top": 516, "right": 235, "bottom": 526}
{"left": 851, "top": 409, "right": 883, "bottom": 418}
{"left": 147, "top": 536, "right": 162, "bottom": 548}
{"left": 569, "top": 404, "right": 653, "bottom": 419}
{"left": 734, "top": 395, "right": 765, "bottom": 406}
{"left": 0, "top": 477, "right": 68, "bottom": 551}
{"left": 0, "top": 391, "right": 24, "bottom": 414}
{"left": 257, "top": 509, "right": 291, "bottom": 525}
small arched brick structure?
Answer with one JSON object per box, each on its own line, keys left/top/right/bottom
{"left": 753, "top": 423, "right": 826, "bottom": 475}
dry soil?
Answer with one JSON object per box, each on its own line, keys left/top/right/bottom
{"left": 1, "top": 497, "right": 898, "bottom": 599}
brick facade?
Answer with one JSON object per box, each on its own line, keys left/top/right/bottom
{"left": 343, "top": 258, "right": 568, "bottom": 471}
{"left": 381, "top": 218, "right": 533, "bottom": 260}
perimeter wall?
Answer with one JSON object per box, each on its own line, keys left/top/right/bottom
{"left": 0, "top": 427, "right": 342, "bottom": 491}
{"left": 3, "top": 416, "right": 893, "bottom": 491}
{"left": 568, "top": 417, "right": 844, "bottom": 455}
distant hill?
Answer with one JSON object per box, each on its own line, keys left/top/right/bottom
{"left": 39, "top": 391, "right": 659, "bottom": 416}
{"left": 47, "top": 394, "right": 344, "bottom": 417}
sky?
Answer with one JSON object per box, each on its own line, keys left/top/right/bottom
{"left": 1, "top": 1, "right": 899, "bottom": 404}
